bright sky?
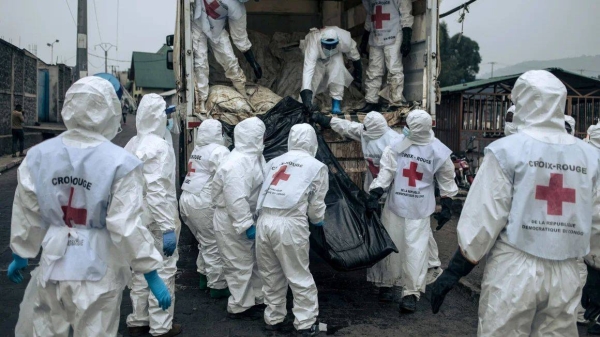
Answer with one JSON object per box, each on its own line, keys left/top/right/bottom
{"left": 0, "top": 0, "right": 176, "bottom": 74}
{"left": 440, "top": 0, "right": 600, "bottom": 75}
{"left": 1, "top": 0, "right": 598, "bottom": 76}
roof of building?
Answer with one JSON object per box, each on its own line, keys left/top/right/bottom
{"left": 129, "top": 44, "right": 175, "bottom": 90}
{"left": 441, "top": 68, "right": 600, "bottom": 96}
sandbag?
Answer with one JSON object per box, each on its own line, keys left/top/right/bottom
{"left": 222, "top": 97, "right": 398, "bottom": 271}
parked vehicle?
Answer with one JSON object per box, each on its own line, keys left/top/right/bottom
{"left": 451, "top": 136, "right": 476, "bottom": 190}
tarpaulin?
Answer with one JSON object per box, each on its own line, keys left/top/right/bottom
{"left": 222, "top": 97, "right": 398, "bottom": 271}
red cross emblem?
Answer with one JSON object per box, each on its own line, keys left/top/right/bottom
{"left": 187, "top": 162, "right": 196, "bottom": 177}
{"left": 366, "top": 158, "right": 380, "bottom": 178}
{"left": 535, "top": 173, "right": 576, "bottom": 216}
{"left": 204, "top": 0, "right": 222, "bottom": 20}
{"left": 403, "top": 162, "right": 423, "bottom": 187}
{"left": 271, "top": 165, "right": 291, "bottom": 186}
{"left": 372, "top": 5, "right": 391, "bottom": 30}
{"left": 61, "top": 187, "right": 87, "bottom": 228}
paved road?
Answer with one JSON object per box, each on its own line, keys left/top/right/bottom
{"left": 0, "top": 120, "right": 592, "bottom": 336}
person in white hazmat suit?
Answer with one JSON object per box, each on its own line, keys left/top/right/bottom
{"left": 311, "top": 110, "right": 445, "bottom": 302}
{"left": 367, "top": 109, "right": 457, "bottom": 313}
{"left": 7, "top": 76, "right": 171, "bottom": 337}
{"left": 124, "top": 94, "right": 182, "bottom": 337}
{"left": 564, "top": 114, "right": 596, "bottom": 328}
{"left": 192, "top": 0, "right": 262, "bottom": 112}
{"left": 584, "top": 122, "right": 600, "bottom": 335}
{"left": 255, "top": 124, "right": 328, "bottom": 336}
{"left": 212, "top": 116, "right": 266, "bottom": 319}
{"left": 299, "top": 26, "right": 362, "bottom": 115}
{"left": 504, "top": 105, "right": 517, "bottom": 136}
{"left": 430, "top": 70, "right": 600, "bottom": 337}
{"left": 356, "top": 0, "right": 414, "bottom": 112}
{"left": 179, "top": 119, "right": 231, "bottom": 298}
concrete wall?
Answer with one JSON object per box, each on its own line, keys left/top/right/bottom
{"left": 0, "top": 39, "right": 37, "bottom": 136}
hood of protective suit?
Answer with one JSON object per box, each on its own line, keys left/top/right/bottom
{"left": 288, "top": 123, "right": 318, "bottom": 157}
{"left": 504, "top": 105, "right": 518, "bottom": 136}
{"left": 565, "top": 115, "right": 575, "bottom": 135}
{"left": 136, "top": 94, "right": 167, "bottom": 137}
{"left": 587, "top": 123, "right": 600, "bottom": 149}
{"left": 196, "top": 119, "right": 224, "bottom": 147}
{"left": 61, "top": 76, "right": 122, "bottom": 140}
{"left": 512, "top": 70, "right": 567, "bottom": 135}
{"left": 234, "top": 117, "right": 265, "bottom": 155}
{"left": 363, "top": 111, "right": 389, "bottom": 141}
{"left": 406, "top": 109, "right": 434, "bottom": 145}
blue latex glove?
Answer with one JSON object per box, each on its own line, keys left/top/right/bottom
{"left": 163, "top": 231, "right": 177, "bottom": 257}
{"left": 8, "top": 254, "right": 28, "bottom": 284}
{"left": 144, "top": 270, "right": 172, "bottom": 310}
{"left": 246, "top": 225, "right": 256, "bottom": 240}
{"left": 312, "top": 221, "right": 325, "bottom": 227}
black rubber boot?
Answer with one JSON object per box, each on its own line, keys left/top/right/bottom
{"left": 400, "top": 295, "right": 417, "bottom": 313}
{"left": 355, "top": 102, "right": 381, "bottom": 113}
{"left": 297, "top": 322, "right": 320, "bottom": 337}
{"left": 378, "top": 287, "right": 393, "bottom": 302}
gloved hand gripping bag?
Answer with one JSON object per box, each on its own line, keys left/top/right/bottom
{"left": 222, "top": 97, "right": 398, "bottom": 271}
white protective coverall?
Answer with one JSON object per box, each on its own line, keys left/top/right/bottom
{"left": 504, "top": 105, "right": 517, "bottom": 136}
{"left": 369, "top": 110, "right": 457, "bottom": 299}
{"left": 300, "top": 26, "right": 361, "bottom": 101}
{"left": 456, "top": 70, "right": 600, "bottom": 336}
{"left": 125, "top": 94, "right": 180, "bottom": 336}
{"left": 192, "top": 0, "right": 250, "bottom": 105}
{"left": 10, "top": 76, "right": 163, "bottom": 337}
{"left": 565, "top": 114, "right": 592, "bottom": 324}
{"left": 362, "top": 0, "right": 413, "bottom": 105}
{"left": 330, "top": 112, "right": 442, "bottom": 275}
{"left": 180, "top": 120, "right": 230, "bottom": 289}
{"left": 212, "top": 117, "right": 266, "bottom": 314}
{"left": 256, "top": 124, "right": 329, "bottom": 330}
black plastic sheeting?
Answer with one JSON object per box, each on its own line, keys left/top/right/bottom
{"left": 222, "top": 97, "right": 398, "bottom": 271}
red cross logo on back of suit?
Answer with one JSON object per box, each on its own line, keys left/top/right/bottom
{"left": 372, "top": 5, "right": 391, "bottom": 30}
{"left": 403, "top": 162, "right": 423, "bottom": 187}
{"left": 271, "top": 165, "right": 291, "bottom": 186}
{"left": 204, "top": 0, "right": 223, "bottom": 20}
{"left": 535, "top": 173, "right": 576, "bottom": 216}
{"left": 61, "top": 187, "right": 87, "bottom": 228}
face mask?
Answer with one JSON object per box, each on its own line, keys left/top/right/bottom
{"left": 167, "top": 119, "right": 174, "bottom": 132}
{"left": 504, "top": 122, "right": 517, "bottom": 136}
{"left": 323, "top": 47, "right": 339, "bottom": 58}
{"left": 402, "top": 126, "right": 411, "bottom": 138}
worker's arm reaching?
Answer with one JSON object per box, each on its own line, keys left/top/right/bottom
{"left": 106, "top": 166, "right": 163, "bottom": 274}
{"left": 307, "top": 166, "right": 329, "bottom": 225}
{"left": 10, "top": 160, "right": 46, "bottom": 263}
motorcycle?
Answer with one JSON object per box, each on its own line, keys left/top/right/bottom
{"left": 452, "top": 136, "right": 477, "bottom": 190}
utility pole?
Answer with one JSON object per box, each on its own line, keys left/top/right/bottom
{"left": 76, "top": 0, "right": 88, "bottom": 79}
{"left": 577, "top": 69, "right": 585, "bottom": 75}
{"left": 488, "top": 62, "right": 497, "bottom": 78}
{"left": 95, "top": 43, "right": 117, "bottom": 73}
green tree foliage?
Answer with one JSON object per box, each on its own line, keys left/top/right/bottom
{"left": 439, "top": 22, "right": 482, "bottom": 87}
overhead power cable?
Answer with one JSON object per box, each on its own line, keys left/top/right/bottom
{"left": 92, "top": 0, "right": 104, "bottom": 41}
{"left": 64, "top": 0, "right": 77, "bottom": 26}
{"left": 440, "top": 0, "right": 480, "bottom": 19}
